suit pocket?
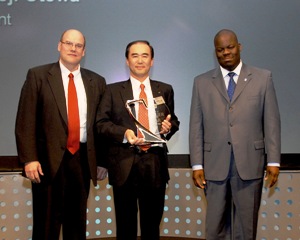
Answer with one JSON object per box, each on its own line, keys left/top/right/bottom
{"left": 204, "top": 142, "right": 212, "bottom": 152}
{"left": 254, "top": 140, "right": 265, "bottom": 150}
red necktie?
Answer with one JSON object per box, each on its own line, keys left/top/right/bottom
{"left": 138, "top": 84, "right": 150, "bottom": 151}
{"left": 67, "top": 73, "right": 80, "bottom": 154}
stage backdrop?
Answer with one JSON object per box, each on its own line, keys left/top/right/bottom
{"left": 1, "top": 0, "right": 300, "bottom": 155}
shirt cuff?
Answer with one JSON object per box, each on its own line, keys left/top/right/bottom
{"left": 192, "top": 165, "right": 203, "bottom": 170}
{"left": 267, "top": 163, "right": 280, "bottom": 167}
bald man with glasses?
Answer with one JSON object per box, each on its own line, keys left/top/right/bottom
{"left": 15, "top": 29, "right": 107, "bottom": 240}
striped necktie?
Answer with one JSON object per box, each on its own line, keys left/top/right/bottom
{"left": 138, "top": 84, "right": 151, "bottom": 151}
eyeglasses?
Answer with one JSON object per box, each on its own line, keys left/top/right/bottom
{"left": 60, "top": 41, "right": 84, "bottom": 50}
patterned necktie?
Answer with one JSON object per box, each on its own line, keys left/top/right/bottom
{"left": 138, "top": 84, "right": 150, "bottom": 151}
{"left": 66, "top": 73, "right": 80, "bottom": 154}
{"left": 227, "top": 72, "right": 236, "bottom": 101}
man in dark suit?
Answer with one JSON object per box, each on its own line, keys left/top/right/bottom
{"left": 97, "top": 40, "right": 179, "bottom": 240}
{"left": 15, "top": 29, "right": 107, "bottom": 240}
{"left": 189, "top": 29, "right": 281, "bottom": 239}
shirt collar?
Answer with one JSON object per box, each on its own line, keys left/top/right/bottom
{"left": 59, "top": 60, "right": 81, "bottom": 78}
{"left": 220, "top": 60, "right": 243, "bottom": 78}
{"left": 130, "top": 76, "right": 150, "bottom": 90}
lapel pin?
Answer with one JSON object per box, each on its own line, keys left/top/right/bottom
{"left": 244, "top": 78, "right": 247, "bottom": 82}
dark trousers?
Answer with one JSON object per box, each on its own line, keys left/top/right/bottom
{"left": 113, "top": 148, "right": 167, "bottom": 240}
{"left": 205, "top": 154, "right": 263, "bottom": 240}
{"left": 31, "top": 144, "right": 91, "bottom": 240}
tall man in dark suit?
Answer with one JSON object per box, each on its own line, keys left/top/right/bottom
{"left": 189, "top": 29, "right": 281, "bottom": 239}
{"left": 97, "top": 40, "right": 179, "bottom": 240}
{"left": 15, "top": 29, "right": 107, "bottom": 240}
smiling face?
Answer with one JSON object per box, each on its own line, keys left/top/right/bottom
{"left": 57, "top": 29, "right": 86, "bottom": 72}
{"left": 126, "top": 42, "right": 154, "bottom": 82}
{"left": 214, "top": 30, "right": 242, "bottom": 71}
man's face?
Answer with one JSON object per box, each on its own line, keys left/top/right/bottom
{"left": 126, "top": 42, "right": 153, "bottom": 82}
{"left": 214, "top": 32, "right": 241, "bottom": 71}
{"left": 58, "top": 29, "right": 85, "bottom": 72}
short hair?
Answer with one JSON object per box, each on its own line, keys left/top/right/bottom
{"left": 214, "top": 29, "right": 238, "bottom": 45}
{"left": 125, "top": 40, "right": 154, "bottom": 59}
{"left": 60, "top": 29, "right": 86, "bottom": 48}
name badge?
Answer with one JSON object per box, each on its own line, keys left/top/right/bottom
{"left": 154, "top": 96, "right": 165, "bottom": 105}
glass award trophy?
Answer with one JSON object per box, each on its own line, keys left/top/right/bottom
{"left": 153, "top": 96, "right": 171, "bottom": 132}
{"left": 125, "top": 98, "right": 169, "bottom": 144}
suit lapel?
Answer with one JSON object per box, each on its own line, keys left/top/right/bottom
{"left": 121, "top": 80, "right": 136, "bottom": 129}
{"left": 211, "top": 65, "right": 253, "bottom": 103}
{"left": 81, "top": 69, "right": 94, "bottom": 131}
{"left": 47, "top": 63, "right": 68, "bottom": 126}
{"left": 231, "top": 64, "right": 252, "bottom": 103}
{"left": 150, "top": 80, "right": 161, "bottom": 98}
{"left": 120, "top": 79, "right": 134, "bottom": 104}
{"left": 211, "top": 68, "right": 229, "bottom": 102}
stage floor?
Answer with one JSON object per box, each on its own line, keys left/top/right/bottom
{"left": 89, "top": 238, "right": 201, "bottom": 240}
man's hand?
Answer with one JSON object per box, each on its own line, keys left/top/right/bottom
{"left": 160, "top": 114, "right": 171, "bottom": 134}
{"left": 264, "top": 166, "right": 279, "bottom": 188}
{"left": 193, "top": 169, "right": 206, "bottom": 189}
{"left": 24, "top": 161, "right": 44, "bottom": 183}
{"left": 97, "top": 166, "right": 108, "bottom": 181}
{"left": 125, "top": 129, "right": 145, "bottom": 145}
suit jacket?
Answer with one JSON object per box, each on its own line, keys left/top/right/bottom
{"left": 189, "top": 64, "right": 281, "bottom": 181}
{"left": 97, "top": 79, "right": 179, "bottom": 186}
{"left": 15, "top": 62, "right": 106, "bottom": 186}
